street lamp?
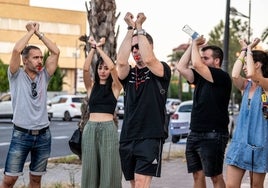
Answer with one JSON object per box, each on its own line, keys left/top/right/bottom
{"left": 72, "top": 51, "right": 78, "bottom": 95}
{"left": 230, "top": 0, "right": 251, "bottom": 43}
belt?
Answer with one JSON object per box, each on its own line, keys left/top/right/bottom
{"left": 14, "top": 125, "right": 49, "bottom": 135}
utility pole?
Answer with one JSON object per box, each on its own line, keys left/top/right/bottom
{"left": 222, "top": 0, "right": 231, "bottom": 72}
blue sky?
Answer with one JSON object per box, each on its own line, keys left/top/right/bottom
{"left": 30, "top": 0, "right": 268, "bottom": 62}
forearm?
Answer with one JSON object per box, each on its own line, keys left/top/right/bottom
{"left": 9, "top": 30, "right": 35, "bottom": 73}
{"left": 176, "top": 44, "right": 191, "bottom": 72}
{"left": 232, "top": 50, "right": 246, "bottom": 79}
{"left": 246, "top": 47, "right": 255, "bottom": 77}
{"left": 191, "top": 42, "right": 203, "bottom": 69}
{"left": 96, "top": 46, "right": 114, "bottom": 71}
{"left": 83, "top": 48, "right": 95, "bottom": 90}
{"left": 117, "top": 30, "right": 133, "bottom": 66}
{"left": 36, "top": 31, "right": 60, "bottom": 56}
{"left": 137, "top": 33, "right": 156, "bottom": 65}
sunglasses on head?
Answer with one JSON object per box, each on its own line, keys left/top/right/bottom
{"left": 131, "top": 44, "right": 139, "bottom": 51}
{"left": 31, "top": 82, "right": 37, "bottom": 97}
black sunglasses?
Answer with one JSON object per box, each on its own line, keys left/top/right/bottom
{"left": 131, "top": 44, "right": 139, "bottom": 51}
{"left": 31, "top": 82, "right": 37, "bottom": 97}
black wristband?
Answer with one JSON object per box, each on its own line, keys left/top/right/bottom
{"left": 127, "top": 26, "right": 134, "bottom": 30}
{"left": 91, "top": 45, "right": 96, "bottom": 49}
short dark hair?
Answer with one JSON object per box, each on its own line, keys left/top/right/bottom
{"left": 21, "top": 45, "right": 40, "bottom": 58}
{"left": 201, "top": 45, "right": 224, "bottom": 66}
{"left": 252, "top": 50, "right": 268, "bottom": 78}
{"left": 133, "top": 32, "right": 154, "bottom": 45}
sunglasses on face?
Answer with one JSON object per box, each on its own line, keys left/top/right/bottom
{"left": 31, "top": 82, "right": 37, "bottom": 97}
{"left": 131, "top": 44, "right": 139, "bottom": 51}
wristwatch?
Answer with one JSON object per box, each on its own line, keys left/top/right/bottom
{"left": 137, "top": 29, "right": 146, "bottom": 36}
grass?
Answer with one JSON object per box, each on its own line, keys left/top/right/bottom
{"left": 48, "top": 155, "right": 81, "bottom": 165}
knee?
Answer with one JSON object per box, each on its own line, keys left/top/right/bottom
{"left": 211, "top": 174, "right": 224, "bottom": 185}
{"left": 30, "top": 174, "right": 42, "bottom": 185}
{"left": 1, "top": 175, "right": 18, "bottom": 188}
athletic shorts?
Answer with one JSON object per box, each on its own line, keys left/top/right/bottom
{"left": 4, "top": 127, "right": 51, "bottom": 176}
{"left": 186, "top": 131, "right": 228, "bottom": 177}
{"left": 119, "top": 138, "right": 163, "bottom": 181}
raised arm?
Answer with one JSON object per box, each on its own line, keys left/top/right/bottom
{"left": 191, "top": 36, "right": 213, "bottom": 82}
{"left": 135, "top": 13, "right": 163, "bottom": 77}
{"left": 231, "top": 39, "right": 248, "bottom": 91}
{"left": 83, "top": 37, "right": 95, "bottom": 93}
{"left": 116, "top": 12, "right": 135, "bottom": 80}
{"left": 9, "top": 22, "right": 36, "bottom": 74}
{"left": 34, "top": 23, "right": 60, "bottom": 76}
{"left": 176, "top": 43, "right": 194, "bottom": 83}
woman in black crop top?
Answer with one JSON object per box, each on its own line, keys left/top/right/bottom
{"left": 81, "top": 37, "right": 122, "bottom": 188}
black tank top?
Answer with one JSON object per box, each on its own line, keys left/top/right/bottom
{"left": 88, "top": 84, "right": 117, "bottom": 114}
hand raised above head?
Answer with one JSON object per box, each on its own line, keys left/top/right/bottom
{"left": 135, "top": 12, "right": 146, "bottom": 28}
{"left": 88, "top": 36, "right": 97, "bottom": 46}
{"left": 124, "top": 12, "right": 135, "bottom": 27}
{"left": 97, "top": 37, "right": 106, "bottom": 47}
{"left": 248, "top": 38, "right": 261, "bottom": 50}
{"left": 26, "top": 22, "right": 36, "bottom": 32}
{"left": 193, "top": 35, "right": 206, "bottom": 46}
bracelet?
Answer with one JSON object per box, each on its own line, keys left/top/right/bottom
{"left": 241, "top": 48, "right": 247, "bottom": 52}
{"left": 91, "top": 45, "right": 96, "bottom": 49}
{"left": 127, "top": 26, "right": 134, "bottom": 30}
{"left": 137, "top": 29, "right": 146, "bottom": 36}
{"left": 38, "top": 32, "right": 44, "bottom": 40}
{"left": 237, "top": 58, "right": 245, "bottom": 64}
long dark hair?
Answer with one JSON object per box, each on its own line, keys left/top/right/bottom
{"left": 252, "top": 50, "right": 268, "bottom": 78}
{"left": 94, "top": 56, "right": 113, "bottom": 95}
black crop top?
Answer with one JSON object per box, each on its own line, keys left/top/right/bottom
{"left": 88, "top": 84, "right": 117, "bottom": 114}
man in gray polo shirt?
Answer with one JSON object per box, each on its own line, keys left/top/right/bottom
{"left": 0, "top": 22, "right": 60, "bottom": 188}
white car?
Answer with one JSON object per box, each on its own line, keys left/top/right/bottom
{"left": 115, "top": 95, "right": 124, "bottom": 119}
{"left": 166, "top": 98, "right": 181, "bottom": 115}
{"left": 0, "top": 93, "right": 52, "bottom": 120}
{"left": 169, "top": 100, "right": 235, "bottom": 143}
{"left": 0, "top": 93, "right": 13, "bottom": 119}
{"left": 169, "top": 100, "right": 192, "bottom": 143}
{"left": 47, "top": 95, "right": 84, "bottom": 121}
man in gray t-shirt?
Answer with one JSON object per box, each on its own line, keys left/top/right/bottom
{"left": 0, "top": 22, "right": 60, "bottom": 188}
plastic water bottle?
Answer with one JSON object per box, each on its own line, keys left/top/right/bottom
{"left": 182, "top": 25, "right": 200, "bottom": 39}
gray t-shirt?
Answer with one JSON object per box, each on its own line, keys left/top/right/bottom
{"left": 8, "top": 67, "right": 51, "bottom": 129}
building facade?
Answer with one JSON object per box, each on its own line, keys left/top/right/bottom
{"left": 0, "top": 0, "right": 87, "bottom": 93}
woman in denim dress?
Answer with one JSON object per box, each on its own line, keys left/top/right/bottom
{"left": 225, "top": 38, "right": 268, "bottom": 188}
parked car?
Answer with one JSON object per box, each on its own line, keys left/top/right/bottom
{"left": 169, "top": 100, "right": 192, "bottom": 143}
{"left": 115, "top": 95, "right": 124, "bottom": 119}
{"left": 169, "top": 100, "right": 235, "bottom": 143}
{"left": 0, "top": 93, "right": 13, "bottom": 119}
{"left": 166, "top": 98, "right": 181, "bottom": 114}
{"left": 0, "top": 93, "right": 52, "bottom": 121}
{"left": 47, "top": 95, "right": 84, "bottom": 121}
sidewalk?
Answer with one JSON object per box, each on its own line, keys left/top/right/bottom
{"left": 1, "top": 142, "right": 268, "bottom": 188}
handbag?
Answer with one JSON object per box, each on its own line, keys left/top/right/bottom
{"left": 69, "top": 128, "right": 82, "bottom": 158}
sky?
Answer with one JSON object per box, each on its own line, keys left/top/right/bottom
{"left": 30, "top": 0, "right": 268, "bottom": 62}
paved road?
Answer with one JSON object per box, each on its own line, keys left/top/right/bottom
{"left": 1, "top": 141, "right": 266, "bottom": 188}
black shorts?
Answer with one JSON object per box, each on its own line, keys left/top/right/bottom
{"left": 186, "top": 131, "right": 229, "bottom": 177}
{"left": 119, "top": 138, "right": 163, "bottom": 181}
